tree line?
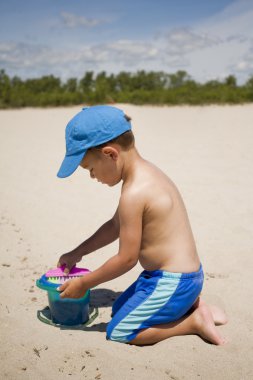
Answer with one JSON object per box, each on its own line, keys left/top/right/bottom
{"left": 0, "top": 69, "right": 253, "bottom": 108}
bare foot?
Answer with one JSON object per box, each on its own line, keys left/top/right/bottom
{"left": 193, "top": 298, "right": 228, "bottom": 326}
{"left": 208, "top": 304, "right": 228, "bottom": 326}
{"left": 192, "top": 302, "right": 226, "bottom": 345}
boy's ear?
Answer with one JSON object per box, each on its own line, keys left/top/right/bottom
{"left": 101, "top": 146, "right": 119, "bottom": 161}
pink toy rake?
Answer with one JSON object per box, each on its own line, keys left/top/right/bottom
{"left": 45, "top": 266, "right": 90, "bottom": 284}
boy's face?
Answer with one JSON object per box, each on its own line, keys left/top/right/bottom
{"left": 80, "top": 147, "right": 121, "bottom": 187}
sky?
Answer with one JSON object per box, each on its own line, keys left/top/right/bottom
{"left": 0, "top": 0, "right": 253, "bottom": 84}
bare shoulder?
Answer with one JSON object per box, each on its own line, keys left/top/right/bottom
{"left": 119, "top": 159, "right": 178, "bottom": 219}
{"left": 137, "top": 160, "right": 177, "bottom": 208}
{"left": 118, "top": 181, "right": 145, "bottom": 217}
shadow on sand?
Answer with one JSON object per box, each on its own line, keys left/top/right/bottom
{"left": 37, "top": 288, "right": 122, "bottom": 333}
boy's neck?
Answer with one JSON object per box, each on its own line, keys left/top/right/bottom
{"left": 120, "top": 147, "right": 143, "bottom": 184}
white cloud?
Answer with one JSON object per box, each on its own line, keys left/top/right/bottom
{"left": 1, "top": 1, "right": 253, "bottom": 83}
{"left": 155, "top": 27, "right": 223, "bottom": 71}
{"left": 230, "top": 43, "right": 253, "bottom": 74}
{"left": 197, "top": 0, "right": 253, "bottom": 37}
{"left": 104, "top": 40, "right": 158, "bottom": 62}
{"left": 60, "top": 12, "right": 103, "bottom": 28}
{"left": 165, "top": 27, "right": 221, "bottom": 55}
{"left": 0, "top": 42, "right": 48, "bottom": 68}
{"left": 189, "top": 0, "right": 253, "bottom": 82}
{"left": 0, "top": 39, "right": 160, "bottom": 78}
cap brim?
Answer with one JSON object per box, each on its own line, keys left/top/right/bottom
{"left": 57, "top": 150, "right": 86, "bottom": 178}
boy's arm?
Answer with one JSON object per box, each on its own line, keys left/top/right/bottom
{"left": 59, "top": 191, "right": 143, "bottom": 298}
{"left": 57, "top": 209, "right": 120, "bottom": 273}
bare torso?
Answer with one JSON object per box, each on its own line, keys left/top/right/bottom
{"left": 121, "top": 159, "right": 200, "bottom": 273}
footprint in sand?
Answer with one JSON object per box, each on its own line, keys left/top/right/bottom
{"left": 206, "top": 272, "right": 229, "bottom": 279}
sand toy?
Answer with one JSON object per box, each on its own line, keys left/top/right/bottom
{"left": 36, "top": 266, "right": 98, "bottom": 327}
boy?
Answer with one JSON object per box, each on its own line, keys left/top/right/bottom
{"left": 57, "top": 105, "right": 227, "bottom": 345}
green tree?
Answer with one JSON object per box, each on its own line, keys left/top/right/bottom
{"left": 1, "top": 68, "right": 253, "bottom": 108}
{"left": 168, "top": 70, "right": 190, "bottom": 88}
{"left": 79, "top": 71, "right": 94, "bottom": 95}
{"left": 246, "top": 76, "right": 253, "bottom": 88}
{"left": 93, "top": 71, "right": 110, "bottom": 103}
{"left": 225, "top": 75, "right": 237, "bottom": 87}
{"left": 25, "top": 75, "right": 61, "bottom": 93}
{"left": 0, "top": 69, "right": 11, "bottom": 107}
{"left": 115, "top": 71, "right": 132, "bottom": 92}
{"left": 64, "top": 78, "right": 78, "bottom": 93}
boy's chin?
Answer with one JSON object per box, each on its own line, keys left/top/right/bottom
{"left": 98, "top": 177, "right": 121, "bottom": 187}
{"left": 107, "top": 180, "right": 121, "bottom": 187}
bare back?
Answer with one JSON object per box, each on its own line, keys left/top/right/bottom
{"left": 120, "top": 158, "right": 200, "bottom": 273}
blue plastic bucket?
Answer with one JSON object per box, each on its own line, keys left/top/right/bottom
{"left": 36, "top": 274, "right": 90, "bottom": 326}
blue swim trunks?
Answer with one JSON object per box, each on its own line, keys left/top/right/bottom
{"left": 106, "top": 264, "right": 204, "bottom": 343}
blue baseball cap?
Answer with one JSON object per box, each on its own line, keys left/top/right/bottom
{"left": 57, "top": 105, "right": 132, "bottom": 178}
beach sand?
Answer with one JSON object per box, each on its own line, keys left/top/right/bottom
{"left": 0, "top": 104, "right": 252, "bottom": 379}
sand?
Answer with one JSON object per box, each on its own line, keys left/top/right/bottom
{"left": 0, "top": 104, "right": 253, "bottom": 379}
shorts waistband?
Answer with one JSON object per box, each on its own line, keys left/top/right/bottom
{"left": 141, "top": 264, "right": 203, "bottom": 280}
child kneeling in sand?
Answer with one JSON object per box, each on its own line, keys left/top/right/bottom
{"left": 57, "top": 105, "right": 227, "bottom": 345}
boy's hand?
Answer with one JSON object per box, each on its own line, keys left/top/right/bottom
{"left": 58, "top": 278, "right": 87, "bottom": 299}
{"left": 57, "top": 250, "right": 82, "bottom": 274}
